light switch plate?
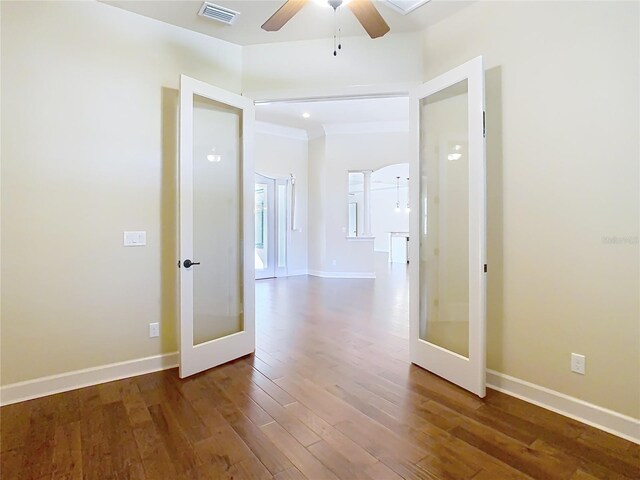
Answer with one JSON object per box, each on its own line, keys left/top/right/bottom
{"left": 123, "top": 231, "right": 146, "bottom": 246}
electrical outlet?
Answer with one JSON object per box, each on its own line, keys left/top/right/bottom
{"left": 571, "top": 353, "right": 585, "bottom": 375}
{"left": 149, "top": 322, "right": 159, "bottom": 338}
{"left": 332, "top": 259, "right": 337, "bottom": 266}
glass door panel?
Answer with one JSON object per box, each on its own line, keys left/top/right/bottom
{"left": 419, "top": 80, "right": 470, "bottom": 358}
{"left": 192, "top": 94, "right": 243, "bottom": 346}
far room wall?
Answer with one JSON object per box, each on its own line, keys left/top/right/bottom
{"left": 308, "top": 129, "right": 410, "bottom": 275}
{"left": 370, "top": 164, "right": 410, "bottom": 253}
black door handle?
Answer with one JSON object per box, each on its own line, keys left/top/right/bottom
{"left": 183, "top": 259, "right": 200, "bottom": 268}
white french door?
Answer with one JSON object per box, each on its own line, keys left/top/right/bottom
{"left": 179, "top": 75, "right": 255, "bottom": 378}
{"left": 409, "top": 57, "right": 487, "bottom": 396}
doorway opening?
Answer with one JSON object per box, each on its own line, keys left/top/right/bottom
{"left": 255, "top": 172, "right": 289, "bottom": 279}
{"left": 253, "top": 94, "right": 412, "bottom": 359}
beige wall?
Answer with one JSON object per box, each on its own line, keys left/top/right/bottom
{"left": 255, "top": 128, "right": 309, "bottom": 276}
{"left": 422, "top": 1, "right": 639, "bottom": 418}
{"left": 1, "top": 0, "right": 242, "bottom": 384}
{"left": 242, "top": 32, "right": 422, "bottom": 93}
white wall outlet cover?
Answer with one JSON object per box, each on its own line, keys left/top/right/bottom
{"left": 149, "top": 322, "right": 160, "bottom": 338}
{"left": 124, "top": 231, "right": 146, "bottom": 246}
{"left": 571, "top": 353, "right": 586, "bottom": 375}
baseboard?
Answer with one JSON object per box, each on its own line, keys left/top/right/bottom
{"left": 285, "top": 270, "right": 309, "bottom": 277}
{"left": 486, "top": 369, "right": 640, "bottom": 444}
{"left": 307, "top": 270, "right": 376, "bottom": 279}
{"left": 0, "top": 352, "right": 179, "bottom": 407}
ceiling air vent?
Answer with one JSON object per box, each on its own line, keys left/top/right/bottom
{"left": 198, "top": 2, "right": 240, "bottom": 25}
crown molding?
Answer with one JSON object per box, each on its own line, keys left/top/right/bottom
{"left": 323, "top": 120, "right": 409, "bottom": 136}
{"left": 255, "top": 121, "right": 308, "bottom": 141}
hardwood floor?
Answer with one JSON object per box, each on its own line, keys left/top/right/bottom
{"left": 1, "top": 259, "right": 638, "bottom": 479}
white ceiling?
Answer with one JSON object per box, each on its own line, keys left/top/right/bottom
{"left": 103, "top": 0, "right": 473, "bottom": 46}
{"left": 256, "top": 95, "right": 408, "bottom": 131}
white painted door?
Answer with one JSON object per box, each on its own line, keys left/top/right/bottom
{"left": 255, "top": 173, "right": 276, "bottom": 279}
{"left": 179, "top": 75, "right": 255, "bottom": 378}
{"left": 409, "top": 57, "right": 487, "bottom": 396}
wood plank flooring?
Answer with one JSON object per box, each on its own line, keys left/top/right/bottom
{"left": 1, "top": 259, "right": 638, "bottom": 479}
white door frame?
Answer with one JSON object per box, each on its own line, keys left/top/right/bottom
{"left": 179, "top": 74, "right": 255, "bottom": 378}
{"left": 409, "top": 56, "right": 487, "bottom": 397}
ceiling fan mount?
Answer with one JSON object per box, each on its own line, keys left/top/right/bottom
{"left": 261, "top": 0, "right": 390, "bottom": 39}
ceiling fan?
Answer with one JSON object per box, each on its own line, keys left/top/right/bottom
{"left": 261, "top": 0, "right": 390, "bottom": 39}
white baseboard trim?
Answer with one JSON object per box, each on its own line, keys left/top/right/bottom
{"left": 285, "top": 270, "right": 309, "bottom": 277}
{"left": 486, "top": 369, "right": 640, "bottom": 444}
{"left": 308, "top": 270, "right": 376, "bottom": 279}
{"left": 0, "top": 352, "right": 178, "bottom": 407}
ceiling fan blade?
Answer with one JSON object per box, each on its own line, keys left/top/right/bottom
{"left": 261, "top": 0, "right": 309, "bottom": 31}
{"left": 347, "top": 0, "right": 390, "bottom": 39}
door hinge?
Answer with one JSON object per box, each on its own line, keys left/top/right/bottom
{"left": 483, "top": 111, "right": 486, "bottom": 138}
{"left": 484, "top": 264, "right": 487, "bottom": 273}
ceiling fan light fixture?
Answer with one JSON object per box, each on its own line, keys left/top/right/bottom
{"left": 312, "top": 0, "right": 352, "bottom": 8}
{"left": 262, "top": 0, "right": 389, "bottom": 40}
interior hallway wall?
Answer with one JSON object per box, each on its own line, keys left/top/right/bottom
{"left": 1, "top": 0, "right": 243, "bottom": 385}
{"left": 422, "top": 0, "right": 640, "bottom": 418}
{"left": 307, "top": 135, "right": 328, "bottom": 274}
